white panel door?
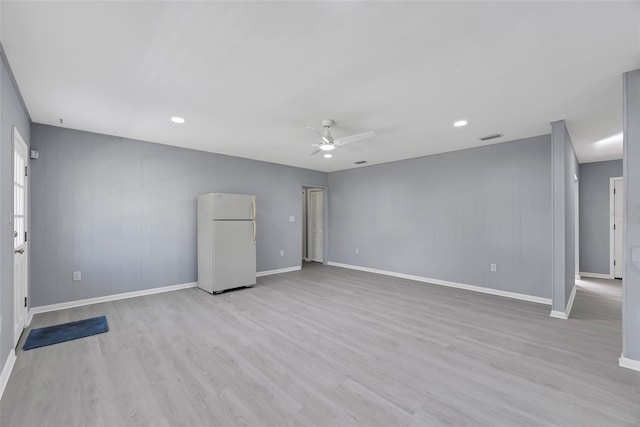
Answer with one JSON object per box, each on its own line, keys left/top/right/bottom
{"left": 614, "top": 179, "right": 624, "bottom": 279}
{"left": 13, "top": 128, "right": 28, "bottom": 347}
{"left": 213, "top": 221, "right": 256, "bottom": 292}
{"left": 307, "top": 190, "right": 324, "bottom": 263}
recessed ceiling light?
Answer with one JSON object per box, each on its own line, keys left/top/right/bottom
{"left": 171, "top": 116, "right": 185, "bottom": 124}
{"left": 454, "top": 120, "right": 468, "bottom": 127}
{"left": 319, "top": 144, "right": 335, "bottom": 151}
{"left": 323, "top": 153, "right": 333, "bottom": 158}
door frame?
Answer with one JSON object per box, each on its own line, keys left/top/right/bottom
{"left": 13, "top": 126, "right": 29, "bottom": 346}
{"left": 302, "top": 185, "right": 328, "bottom": 265}
{"left": 575, "top": 174, "right": 580, "bottom": 279}
{"left": 610, "top": 176, "right": 623, "bottom": 279}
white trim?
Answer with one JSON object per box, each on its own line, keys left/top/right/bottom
{"left": 29, "top": 282, "right": 197, "bottom": 317}
{"left": 549, "top": 310, "right": 568, "bottom": 319}
{"left": 256, "top": 266, "right": 301, "bottom": 277}
{"left": 549, "top": 283, "right": 577, "bottom": 320}
{"left": 610, "top": 177, "right": 623, "bottom": 280}
{"left": 619, "top": 354, "right": 640, "bottom": 372}
{"left": 328, "top": 262, "right": 551, "bottom": 305}
{"left": 565, "top": 284, "right": 577, "bottom": 318}
{"left": 0, "top": 349, "right": 17, "bottom": 401}
{"left": 579, "top": 272, "right": 612, "bottom": 280}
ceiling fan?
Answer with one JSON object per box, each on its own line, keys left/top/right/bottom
{"left": 279, "top": 119, "right": 376, "bottom": 156}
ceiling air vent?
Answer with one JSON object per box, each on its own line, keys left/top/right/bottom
{"left": 479, "top": 133, "right": 504, "bottom": 142}
{"left": 354, "top": 160, "right": 367, "bottom": 165}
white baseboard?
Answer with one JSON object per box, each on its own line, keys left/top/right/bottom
{"left": 549, "top": 310, "right": 568, "bottom": 319}
{"left": 29, "top": 282, "right": 197, "bottom": 318}
{"left": 549, "top": 284, "right": 578, "bottom": 320}
{"left": 28, "top": 267, "right": 304, "bottom": 321}
{"left": 328, "top": 262, "right": 551, "bottom": 305}
{"left": 579, "top": 272, "right": 612, "bottom": 280}
{"left": 565, "top": 284, "right": 577, "bottom": 318}
{"left": 0, "top": 349, "right": 17, "bottom": 401}
{"left": 619, "top": 354, "right": 640, "bottom": 372}
{"left": 256, "top": 266, "right": 301, "bottom": 277}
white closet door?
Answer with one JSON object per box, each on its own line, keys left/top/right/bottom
{"left": 307, "top": 190, "right": 324, "bottom": 263}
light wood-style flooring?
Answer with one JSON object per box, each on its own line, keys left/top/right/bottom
{"left": 2, "top": 263, "right": 639, "bottom": 426}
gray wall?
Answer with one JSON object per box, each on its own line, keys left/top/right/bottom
{"left": 551, "top": 120, "right": 577, "bottom": 313}
{"left": 328, "top": 135, "right": 553, "bottom": 299}
{"left": 29, "top": 124, "right": 327, "bottom": 307}
{"left": 0, "top": 50, "right": 31, "bottom": 374}
{"left": 622, "top": 69, "right": 640, "bottom": 362}
{"left": 579, "top": 160, "right": 623, "bottom": 275}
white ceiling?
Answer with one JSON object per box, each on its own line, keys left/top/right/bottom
{"left": 2, "top": 1, "right": 639, "bottom": 172}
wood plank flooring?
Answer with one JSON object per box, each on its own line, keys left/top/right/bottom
{"left": 2, "top": 263, "right": 639, "bottom": 426}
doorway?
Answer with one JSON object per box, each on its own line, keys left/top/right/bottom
{"left": 610, "top": 177, "right": 623, "bottom": 279}
{"left": 302, "top": 187, "right": 325, "bottom": 264}
{"left": 13, "top": 127, "right": 28, "bottom": 347}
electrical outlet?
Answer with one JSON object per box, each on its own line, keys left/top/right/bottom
{"left": 355, "top": 248, "right": 359, "bottom": 254}
{"left": 289, "top": 216, "right": 295, "bottom": 222}
{"left": 280, "top": 250, "right": 284, "bottom": 257}
{"left": 490, "top": 264, "right": 497, "bottom": 272}
{"left": 73, "top": 271, "right": 82, "bottom": 281}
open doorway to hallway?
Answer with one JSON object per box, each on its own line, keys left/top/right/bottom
{"left": 302, "top": 187, "right": 325, "bottom": 266}
{"left": 610, "top": 177, "right": 623, "bottom": 279}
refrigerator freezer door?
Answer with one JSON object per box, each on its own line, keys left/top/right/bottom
{"left": 213, "top": 193, "right": 255, "bottom": 220}
{"left": 213, "top": 221, "right": 256, "bottom": 292}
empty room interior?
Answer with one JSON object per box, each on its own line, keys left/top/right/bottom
{"left": 1, "top": 1, "right": 640, "bottom": 426}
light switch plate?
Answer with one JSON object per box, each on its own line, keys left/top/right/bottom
{"left": 73, "top": 271, "right": 82, "bottom": 281}
{"left": 289, "top": 216, "right": 295, "bottom": 222}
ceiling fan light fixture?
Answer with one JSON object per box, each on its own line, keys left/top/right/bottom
{"left": 320, "top": 144, "right": 335, "bottom": 151}
{"left": 454, "top": 120, "right": 468, "bottom": 127}
{"left": 171, "top": 116, "right": 185, "bottom": 124}
{"left": 324, "top": 153, "right": 332, "bottom": 158}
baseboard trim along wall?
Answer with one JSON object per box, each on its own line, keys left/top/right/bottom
{"left": 579, "top": 272, "right": 612, "bottom": 279}
{"left": 549, "top": 284, "right": 578, "bottom": 320}
{"left": 0, "top": 349, "right": 17, "bottom": 401}
{"left": 29, "top": 282, "right": 198, "bottom": 320}
{"left": 28, "top": 267, "right": 302, "bottom": 321}
{"left": 549, "top": 310, "right": 568, "bottom": 319}
{"left": 328, "top": 262, "right": 552, "bottom": 305}
{"left": 256, "top": 265, "right": 301, "bottom": 277}
{"left": 619, "top": 354, "right": 640, "bottom": 372}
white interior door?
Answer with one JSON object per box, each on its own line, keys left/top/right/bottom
{"left": 307, "top": 189, "right": 324, "bottom": 263}
{"left": 614, "top": 179, "right": 624, "bottom": 279}
{"left": 13, "top": 128, "right": 28, "bottom": 347}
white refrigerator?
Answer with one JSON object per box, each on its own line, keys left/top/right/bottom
{"left": 197, "top": 193, "right": 257, "bottom": 293}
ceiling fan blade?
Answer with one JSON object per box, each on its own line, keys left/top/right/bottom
{"left": 309, "top": 149, "right": 321, "bottom": 156}
{"left": 334, "top": 131, "right": 376, "bottom": 146}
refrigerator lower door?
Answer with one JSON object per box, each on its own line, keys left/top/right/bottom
{"left": 213, "top": 221, "right": 256, "bottom": 292}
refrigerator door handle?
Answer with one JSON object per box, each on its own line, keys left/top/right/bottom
{"left": 251, "top": 196, "right": 256, "bottom": 220}
{"left": 252, "top": 220, "right": 256, "bottom": 242}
